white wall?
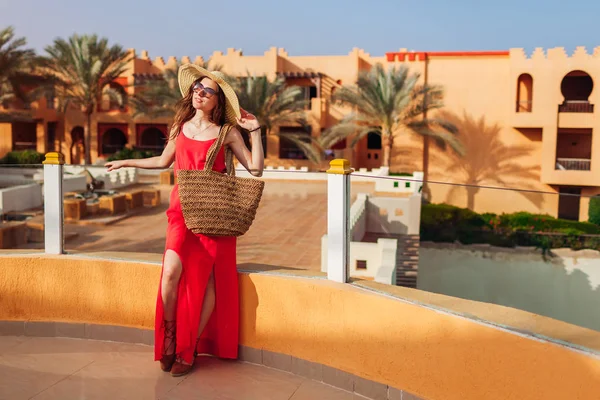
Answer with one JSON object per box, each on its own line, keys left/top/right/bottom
{"left": 0, "top": 183, "right": 43, "bottom": 213}
{"left": 234, "top": 165, "right": 425, "bottom": 191}
{"left": 322, "top": 190, "right": 422, "bottom": 284}
{"left": 0, "top": 167, "right": 41, "bottom": 177}
{"left": 0, "top": 167, "right": 42, "bottom": 188}
{"left": 61, "top": 175, "right": 87, "bottom": 193}
{"left": 366, "top": 194, "right": 422, "bottom": 235}
{"left": 418, "top": 244, "right": 600, "bottom": 332}
{"left": 321, "top": 235, "right": 398, "bottom": 285}
{"left": 350, "top": 193, "right": 368, "bottom": 241}
{"left": 64, "top": 165, "right": 138, "bottom": 190}
{"left": 236, "top": 166, "right": 322, "bottom": 181}
{"left": 374, "top": 171, "right": 424, "bottom": 194}
{"left": 0, "top": 176, "right": 35, "bottom": 187}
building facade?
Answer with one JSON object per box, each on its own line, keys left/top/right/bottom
{"left": 1, "top": 45, "right": 599, "bottom": 221}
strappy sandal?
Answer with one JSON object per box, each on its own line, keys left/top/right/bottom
{"left": 160, "top": 320, "right": 176, "bottom": 372}
{"left": 168, "top": 336, "right": 201, "bottom": 377}
{"left": 171, "top": 356, "right": 193, "bottom": 377}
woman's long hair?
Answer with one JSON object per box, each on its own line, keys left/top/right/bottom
{"left": 168, "top": 77, "right": 227, "bottom": 141}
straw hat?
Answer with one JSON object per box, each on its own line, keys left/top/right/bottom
{"left": 177, "top": 63, "right": 241, "bottom": 125}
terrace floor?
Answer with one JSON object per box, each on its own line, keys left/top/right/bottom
{"left": 0, "top": 336, "right": 370, "bottom": 400}
{"left": 20, "top": 180, "right": 375, "bottom": 272}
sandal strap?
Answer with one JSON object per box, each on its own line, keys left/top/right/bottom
{"left": 162, "top": 320, "right": 176, "bottom": 356}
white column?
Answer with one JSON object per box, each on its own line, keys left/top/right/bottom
{"left": 43, "top": 152, "right": 65, "bottom": 254}
{"left": 326, "top": 159, "right": 352, "bottom": 283}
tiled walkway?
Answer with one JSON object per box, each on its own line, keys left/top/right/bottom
{"left": 0, "top": 336, "right": 369, "bottom": 400}
{"left": 51, "top": 180, "right": 375, "bottom": 272}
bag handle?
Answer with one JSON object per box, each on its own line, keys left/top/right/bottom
{"left": 204, "top": 123, "right": 236, "bottom": 177}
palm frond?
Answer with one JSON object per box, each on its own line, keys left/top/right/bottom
{"left": 0, "top": 26, "right": 50, "bottom": 106}
{"left": 278, "top": 132, "right": 323, "bottom": 164}
{"left": 102, "top": 85, "right": 126, "bottom": 108}
{"left": 43, "top": 33, "right": 131, "bottom": 113}
{"left": 327, "top": 62, "right": 463, "bottom": 166}
{"left": 234, "top": 74, "right": 307, "bottom": 134}
{"left": 407, "top": 120, "right": 465, "bottom": 155}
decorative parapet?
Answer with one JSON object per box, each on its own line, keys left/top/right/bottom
{"left": 510, "top": 46, "right": 600, "bottom": 60}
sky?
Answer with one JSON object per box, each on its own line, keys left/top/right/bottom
{"left": 1, "top": 0, "right": 599, "bottom": 59}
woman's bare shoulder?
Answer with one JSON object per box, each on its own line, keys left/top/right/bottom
{"left": 224, "top": 125, "right": 243, "bottom": 144}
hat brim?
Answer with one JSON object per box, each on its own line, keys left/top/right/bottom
{"left": 178, "top": 64, "right": 241, "bottom": 124}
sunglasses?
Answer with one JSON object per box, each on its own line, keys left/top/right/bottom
{"left": 192, "top": 81, "right": 217, "bottom": 98}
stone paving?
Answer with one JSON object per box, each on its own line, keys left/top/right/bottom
{"left": 0, "top": 336, "right": 370, "bottom": 400}
{"left": 46, "top": 179, "right": 376, "bottom": 272}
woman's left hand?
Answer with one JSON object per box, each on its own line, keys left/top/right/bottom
{"left": 236, "top": 108, "right": 260, "bottom": 132}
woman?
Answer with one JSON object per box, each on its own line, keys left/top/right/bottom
{"left": 105, "top": 64, "right": 264, "bottom": 377}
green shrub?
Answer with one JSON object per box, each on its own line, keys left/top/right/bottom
{"left": 420, "top": 203, "right": 600, "bottom": 251}
{"left": 589, "top": 196, "right": 600, "bottom": 225}
{"left": 107, "top": 147, "right": 155, "bottom": 162}
{"left": 0, "top": 149, "right": 45, "bottom": 165}
{"left": 420, "top": 203, "right": 487, "bottom": 244}
{"left": 499, "top": 212, "right": 600, "bottom": 234}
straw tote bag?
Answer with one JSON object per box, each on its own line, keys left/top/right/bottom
{"left": 177, "top": 124, "right": 265, "bottom": 237}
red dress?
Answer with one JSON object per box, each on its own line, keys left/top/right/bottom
{"left": 154, "top": 131, "right": 239, "bottom": 365}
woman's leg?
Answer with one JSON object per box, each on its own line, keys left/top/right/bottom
{"left": 197, "top": 271, "right": 216, "bottom": 338}
{"left": 171, "top": 269, "right": 215, "bottom": 377}
{"left": 162, "top": 249, "right": 183, "bottom": 356}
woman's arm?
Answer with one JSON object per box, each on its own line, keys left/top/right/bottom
{"left": 105, "top": 139, "right": 176, "bottom": 171}
{"left": 226, "top": 127, "right": 264, "bottom": 177}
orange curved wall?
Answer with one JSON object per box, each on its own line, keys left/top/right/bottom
{"left": 1, "top": 254, "right": 600, "bottom": 400}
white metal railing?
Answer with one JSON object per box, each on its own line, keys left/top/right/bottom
{"left": 39, "top": 153, "right": 356, "bottom": 283}
{"left": 558, "top": 101, "right": 594, "bottom": 113}
{"left": 38, "top": 152, "right": 396, "bottom": 284}
{"left": 556, "top": 158, "right": 591, "bottom": 171}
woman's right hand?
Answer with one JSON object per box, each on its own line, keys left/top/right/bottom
{"left": 105, "top": 160, "right": 127, "bottom": 172}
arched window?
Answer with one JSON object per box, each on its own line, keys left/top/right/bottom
{"left": 516, "top": 73, "right": 533, "bottom": 112}
{"left": 102, "top": 128, "right": 127, "bottom": 155}
{"left": 559, "top": 70, "right": 594, "bottom": 113}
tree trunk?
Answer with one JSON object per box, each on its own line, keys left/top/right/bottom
{"left": 421, "top": 136, "right": 432, "bottom": 201}
{"left": 382, "top": 133, "right": 393, "bottom": 168}
{"left": 261, "top": 126, "right": 268, "bottom": 158}
{"left": 84, "top": 112, "right": 92, "bottom": 165}
{"left": 467, "top": 186, "right": 479, "bottom": 210}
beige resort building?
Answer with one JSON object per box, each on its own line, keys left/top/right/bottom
{"left": 1, "top": 45, "right": 599, "bottom": 221}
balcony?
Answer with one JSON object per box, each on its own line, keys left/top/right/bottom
{"left": 558, "top": 100, "right": 594, "bottom": 113}
{"left": 2, "top": 156, "right": 600, "bottom": 399}
{"left": 3, "top": 250, "right": 600, "bottom": 399}
{"left": 554, "top": 129, "right": 592, "bottom": 175}
{"left": 556, "top": 157, "right": 591, "bottom": 171}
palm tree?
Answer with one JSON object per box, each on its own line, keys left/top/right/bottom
{"left": 0, "top": 26, "right": 50, "bottom": 113}
{"left": 43, "top": 34, "right": 130, "bottom": 164}
{"left": 331, "top": 63, "right": 464, "bottom": 168}
{"left": 234, "top": 74, "right": 308, "bottom": 135}
{"left": 275, "top": 123, "right": 356, "bottom": 164}
{"left": 233, "top": 74, "right": 308, "bottom": 154}
{"left": 131, "top": 60, "right": 225, "bottom": 120}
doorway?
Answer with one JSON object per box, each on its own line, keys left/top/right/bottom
{"left": 558, "top": 186, "right": 582, "bottom": 221}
